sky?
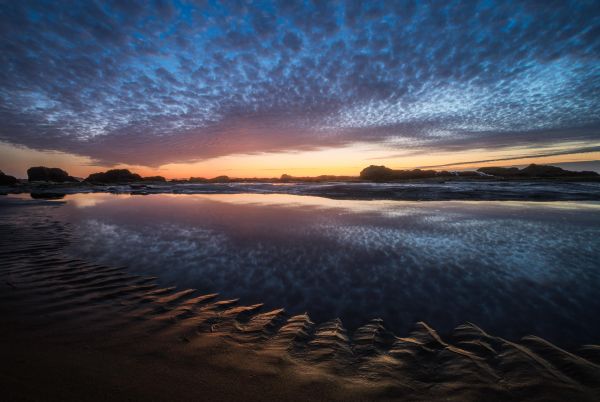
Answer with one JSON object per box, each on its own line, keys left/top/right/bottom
{"left": 0, "top": 0, "right": 599, "bottom": 179}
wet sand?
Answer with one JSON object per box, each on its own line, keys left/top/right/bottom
{"left": 1, "top": 200, "right": 599, "bottom": 401}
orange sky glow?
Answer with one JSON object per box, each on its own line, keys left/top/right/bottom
{"left": 1, "top": 141, "right": 598, "bottom": 180}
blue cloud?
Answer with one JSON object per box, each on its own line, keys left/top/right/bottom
{"left": 0, "top": 0, "right": 598, "bottom": 166}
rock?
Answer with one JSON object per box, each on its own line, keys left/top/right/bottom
{"left": 476, "top": 167, "right": 521, "bottom": 177}
{"left": 359, "top": 165, "right": 399, "bottom": 181}
{"left": 85, "top": 169, "right": 142, "bottom": 183}
{"left": 27, "top": 166, "right": 78, "bottom": 182}
{"left": 455, "top": 170, "right": 481, "bottom": 177}
{"left": 521, "top": 164, "right": 565, "bottom": 177}
{"left": 141, "top": 176, "right": 166, "bottom": 182}
{"left": 478, "top": 164, "right": 599, "bottom": 178}
{"left": 0, "top": 170, "right": 18, "bottom": 185}
{"left": 396, "top": 169, "right": 438, "bottom": 179}
{"left": 360, "top": 165, "right": 439, "bottom": 181}
{"left": 208, "top": 175, "right": 230, "bottom": 183}
{"left": 521, "top": 163, "right": 598, "bottom": 178}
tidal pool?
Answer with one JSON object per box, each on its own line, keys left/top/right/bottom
{"left": 27, "top": 193, "right": 600, "bottom": 346}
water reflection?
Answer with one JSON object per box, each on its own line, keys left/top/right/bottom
{"left": 56, "top": 193, "right": 600, "bottom": 347}
{"left": 30, "top": 192, "right": 66, "bottom": 200}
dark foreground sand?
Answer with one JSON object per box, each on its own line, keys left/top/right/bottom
{"left": 1, "top": 200, "right": 599, "bottom": 401}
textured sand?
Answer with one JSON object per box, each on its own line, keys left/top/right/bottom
{"left": 1, "top": 201, "right": 599, "bottom": 401}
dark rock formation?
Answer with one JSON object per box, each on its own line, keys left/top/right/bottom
{"left": 521, "top": 163, "right": 598, "bottom": 177}
{"left": 208, "top": 175, "right": 230, "bottom": 183}
{"left": 454, "top": 170, "right": 481, "bottom": 177}
{"left": 359, "top": 165, "right": 396, "bottom": 181}
{"left": 477, "top": 164, "right": 599, "bottom": 178}
{"left": 0, "top": 170, "right": 18, "bottom": 185}
{"left": 398, "top": 169, "right": 438, "bottom": 179}
{"left": 182, "top": 176, "right": 229, "bottom": 183}
{"left": 477, "top": 167, "right": 521, "bottom": 177}
{"left": 85, "top": 169, "right": 142, "bottom": 183}
{"left": 280, "top": 173, "right": 357, "bottom": 183}
{"left": 360, "top": 165, "right": 441, "bottom": 181}
{"left": 141, "top": 176, "right": 166, "bottom": 182}
{"left": 27, "top": 166, "right": 78, "bottom": 182}
{"left": 361, "top": 164, "right": 599, "bottom": 182}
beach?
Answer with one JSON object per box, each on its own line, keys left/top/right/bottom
{"left": 1, "top": 196, "right": 599, "bottom": 401}
{"left": 3, "top": 0, "right": 600, "bottom": 399}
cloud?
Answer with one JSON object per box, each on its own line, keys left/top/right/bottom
{"left": 414, "top": 146, "right": 600, "bottom": 169}
{"left": 0, "top": 0, "right": 598, "bottom": 166}
{"left": 282, "top": 32, "right": 302, "bottom": 51}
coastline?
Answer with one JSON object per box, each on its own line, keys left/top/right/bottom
{"left": 1, "top": 199, "right": 599, "bottom": 401}
{"left": 2, "top": 178, "right": 600, "bottom": 202}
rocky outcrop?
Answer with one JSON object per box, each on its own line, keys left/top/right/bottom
{"left": 85, "top": 169, "right": 142, "bottom": 183}
{"left": 0, "top": 170, "right": 18, "bottom": 185}
{"left": 27, "top": 166, "right": 78, "bottom": 182}
{"left": 477, "top": 164, "right": 599, "bottom": 179}
{"left": 208, "top": 175, "right": 230, "bottom": 183}
{"left": 141, "top": 176, "right": 166, "bottom": 182}
{"left": 454, "top": 170, "right": 481, "bottom": 177}
{"left": 185, "top": 176, "right": 229, "bottom": 183}
{"left": 360, "top": 164, "right": 599, "bottom": 181}
{"left": 477, "top": 167, "right": 521, "bottom": 177}
{"left": 359, "top": 166, "right": 398, "bottom": 181}
{"left": 521, "top": 163, "right": 598, "bottom": 178}
{"left": 360, "top": 165, "right": 442, "bottom": 181}
{"left": 280, "top": 174, "right": 358, "bottom": 183}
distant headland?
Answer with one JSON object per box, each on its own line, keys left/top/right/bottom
{"left": 358, "top": 164, "right": 599, "bottom": 181}
{"left": 1, "top": 163, "right": 598, "bottom": 186}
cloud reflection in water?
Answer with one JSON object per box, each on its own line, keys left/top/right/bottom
{"left": 62, "top": 193, "right": 600, "bottom": 347}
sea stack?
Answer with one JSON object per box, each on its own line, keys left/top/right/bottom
{"left": 27, "top": 166, "right": 78, "bottom": 182}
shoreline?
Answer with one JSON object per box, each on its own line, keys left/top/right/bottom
{"left": 2, "top": 179, "right": 600, "bottom": 202}
{"left": 1, "top": 200, "right": 599, "bottom": 400}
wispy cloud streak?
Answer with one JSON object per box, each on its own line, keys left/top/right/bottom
{"left": 415, "top": 146, "right": 600, "bottom": 169}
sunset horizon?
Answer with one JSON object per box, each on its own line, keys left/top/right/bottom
{"left": 2, "top": 1, "right": 599, "bottom": 180}
{"left": 2, "top": 140, "right": 599, "bottom": 179}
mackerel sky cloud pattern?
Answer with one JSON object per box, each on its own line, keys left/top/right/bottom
{"left": 1, "top": 0, "right": 599, "bottom": 166}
